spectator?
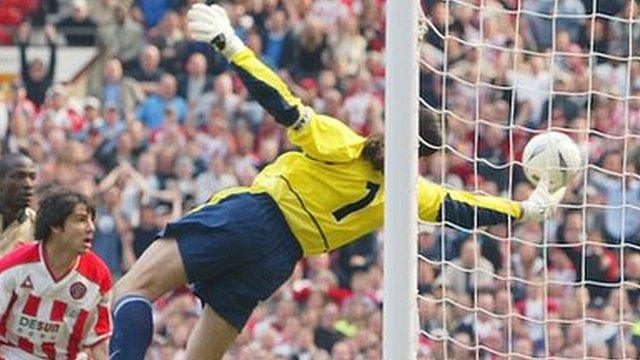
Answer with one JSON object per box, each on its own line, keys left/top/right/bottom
{"left": 78, "top": 96, "right": 103, "bottom": 138}
{"left": 329, "top": 15, "right": 367, "bottom": 77}
{"left": 310, "top": 0, "right": 349, "bottom": 32}
{"left": 87, "top": 0, "right": 117, "bottom": 27}
{"left": 343, "top": 71, "right": 381, "bottom": 135}
{"left": 261, "top": 10, "right": 290, "bottom": 69}
{"left": 608, "top": 2, "right": 640, "bottom": 57}
{"left": 149, "top": 10, "right": 186, "bottom": 72}
{"left": 150, "top": 105, "right": 187, "bottom": 147}
{"left": 98, "top": 6, "right": 145, "bottom": 71}
{"left": 194, "top": 155, "right": 238, "bottom": 204}
{"left": 56, "top": 0, "right": 98, "bottom": 46}
{"left": 511, "top": 239, "right": 544, "bottom": 281}
{"left": 525, "top": 0, "right": 586, "bottom": 50}
{"left": 135, "top": 151, "right": 161, "bottom": 193}
{"left": 167, "top": 155, "right": 196, "bottom": 207}
{"left": 135, "top": 0, "right": 177, "bottom": 28}
{"left": 590, "top": 152, "right": 640, "bottom": 245}
{"left": 177, "top": 52, "right": 214, "bottom": 104}
{"left": 314, "top": 302, "right": 344, "bottom": 352}
{"left": 281, "top": 16, "right": 329, "bottom": 80}
{"left": 435, "top": 237, "right": 495, "bottom": 297}
{"left": 17, "top": 23, "right": 57, "bottom": 108}
{"left": 136, "top": 74, "right": 188, "bottom": 130}
{"left": 92, "top": 184, "right": 133, "bottom": 277}
{"left": 193, "top": 73, "right": 241, "bottom": 126}
{"left": 132, "top": 203, "right": 160, "bottom": 258}
{"left": 330, "top": 341, "right": 352, "bottom": 360}
{"left": 625, "top": 253, "right": 640, "bottom": 309}
{"left": 97, "top": 57, "right": 144, "bottom": 116}
{"left": 35, "top": 84, "right": 84, "bottom": 133}
{"left": 130, "top": 44, "right": 165, "bottom": 84}
{"left": 94, "top": 101, "right": 126, "bottom": 155}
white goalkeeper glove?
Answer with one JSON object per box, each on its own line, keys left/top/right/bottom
{"left": 187, "top": 3, "right": 246, "bottom": 58}
{"left": 520, "top": 179, "right": 566, "bottom": 222}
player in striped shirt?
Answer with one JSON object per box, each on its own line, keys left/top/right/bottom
{"left": 109, "top": 4, "right": 566, "bottom": 359}
{"left": 0, "top": 189, "right": 112, "bottom": 360}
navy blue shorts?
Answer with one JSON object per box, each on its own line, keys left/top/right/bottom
{"left": 160, "top": 193, "right": 302, "bottom": 330}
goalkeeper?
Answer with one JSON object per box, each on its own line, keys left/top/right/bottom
{"left": 109, "top": 4, "right": 565, "bottom": 359}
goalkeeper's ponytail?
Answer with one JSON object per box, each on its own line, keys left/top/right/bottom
{"left": 362, "top": 133, "right": 384, "bottom": 173}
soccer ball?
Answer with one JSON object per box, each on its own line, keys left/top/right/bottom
{"left": 521, "top": 131, "right": 582, "bottom": 191}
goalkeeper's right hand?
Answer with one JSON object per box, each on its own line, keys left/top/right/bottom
{"left": 187, "top": 3, "right": 246, "bottom": 59}
{"left": 519, "top": 178, "right": 566, "bottom": 223}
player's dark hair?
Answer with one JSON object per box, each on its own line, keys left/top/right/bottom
{"left": 362, "top": 132, "right": 384, "bottom": 172}
{"left": 362, "top": 110, "right": 443, "bottom": 172}
{"left": 35, "top": 189, "right": 95, "bottom": 243}
{"left": 0, "top": 152, "right": 31, "bottom": 181}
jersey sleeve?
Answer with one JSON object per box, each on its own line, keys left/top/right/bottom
{"left": 418, "top": 177, "right": 522, "bottom": 228}
{"left": 0, "top": 268, "right": 16, "bottom": 326}
{"left": 229, "top": 49, "right": 366, "bottom": 162}
{"left": 0, "top": 246, "right": 36, "bottom": 324}
{"left": 230, "top": 48, "right": 304, "bottom": 127}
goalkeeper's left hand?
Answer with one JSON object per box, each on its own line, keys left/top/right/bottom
{"left": 520, "top": 179, "right": 566, "bottom": 222}
{"left": 187, "top": 3, "right": 246, "bottom": 58}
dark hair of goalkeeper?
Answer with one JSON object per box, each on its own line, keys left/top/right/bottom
{"left": 361, "top": 109, "right": 442, "bottom": 172}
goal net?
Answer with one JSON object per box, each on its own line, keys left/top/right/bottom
{"left": 416, "top": 0, "right": 640, "bottom": 358}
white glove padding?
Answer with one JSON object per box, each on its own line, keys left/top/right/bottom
{"left": 520, "top": 179, "right": 566, "bottom": 222}
{"left": 187, "top": 3, "right": 246, "bottom": 58}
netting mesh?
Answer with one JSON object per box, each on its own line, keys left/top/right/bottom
{"left": 417, "top": 0, "right": 640, "bottom": 358}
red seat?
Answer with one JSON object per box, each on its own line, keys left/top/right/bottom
{"left": 0, "top": 0, "right": 39, "bottom": 14}
{"left": 0, "top": 26, "right": 13, "bottom": 45}
{"left": 0, "top": 7, "right": 23, "bottom": 26}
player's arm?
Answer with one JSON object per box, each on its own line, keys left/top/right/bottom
{"left": 229, "top": 48, "right": 367, "bottom": 161}
{"left": 187, "top": 3, "right": 366, "bottom": 162}
{"left": 230, "top": 49, "right": 304, "bottom": 128}
{"left": 418, "top": 177, "right": 565, "bottom": 227}
{"left": 188, "top": 3, "right": 302, "bottom": 127}
{"left": 230, "top": 49, "right": 366, "bottom": 161}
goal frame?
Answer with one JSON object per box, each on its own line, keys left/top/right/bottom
{"left": 383, "top": 1, "right": 420, "bottom": 359}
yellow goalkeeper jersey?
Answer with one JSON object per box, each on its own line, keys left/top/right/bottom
{"left": 198, "top": 49, "right": 522, "bottom": 256}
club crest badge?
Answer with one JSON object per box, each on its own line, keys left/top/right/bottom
{"left": 69, "top": 282, "right": 87, "bottom": 300}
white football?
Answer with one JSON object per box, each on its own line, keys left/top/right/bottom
{"left": 522, "top": 131, "right": 582, "bottom": 191}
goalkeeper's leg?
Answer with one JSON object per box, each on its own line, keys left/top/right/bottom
{"left": 109, "top": 239, "right": 188, "bottom": 360}
{"left": 184, "top": 305, "right": 239, "bottom": 360}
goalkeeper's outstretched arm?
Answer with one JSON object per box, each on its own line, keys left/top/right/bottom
{"left": 188, "top": 3, "right": 366, "bottom": 164}
{"left": 188, "top": 3, "right": 306, "bottom": 129}
{"left": 418, "top": 178, "right": 566, "bottom": 227}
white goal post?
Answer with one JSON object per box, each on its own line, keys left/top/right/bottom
{"left": 383, "top": 0, "right": 419, "bottom": 359}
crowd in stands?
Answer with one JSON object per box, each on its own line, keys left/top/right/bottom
{"left": 1, "top": 0, "right": 639, "bottom": 358}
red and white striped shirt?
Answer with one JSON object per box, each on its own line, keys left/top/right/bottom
{"left": 0, "top": 243, "right": 112, "bottom": 360}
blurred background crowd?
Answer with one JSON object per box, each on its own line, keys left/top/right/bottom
{"left": 0, "top": 0, "right": 639, "bottom": 359}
